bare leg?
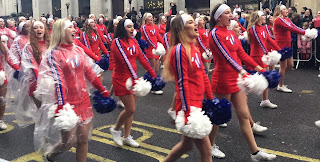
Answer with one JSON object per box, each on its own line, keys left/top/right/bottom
{"left": 170, "top": 93, "right": 177, "bottom": 111}
{"left": 279, "top": 59, "right": 288, "bottom": 86}
{"left": 76, "top": 121, "right": 91, "bottom": 162}
{"left": 0, "top": 84, "right": 7, "bottom": 120}
{"left": 204, "top": 62, "right": 210, "bottom": 73}
{"left": 163, "top": 135, "right": 194, "bottom": 162}
{"left": 231, "top": 91, "right": 258, "bottom": 153}
{"left": 149, "top": 58, "right": 155, "bottom": 73}
{"left": 194, "top": 136, "right": 213, "bottom": 162}
{"left": 155, "top": 59, "right": 160, "bottom": 74}
{"left": 262, "top": 88, "right": 269, "bottom": 101}
{"left": 31, "top": 96, "right": 42, "bottom": 109}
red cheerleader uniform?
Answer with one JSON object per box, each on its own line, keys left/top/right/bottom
{"left": 96, "top": 25, "right": 107, "bottom": 43}
{"left": 97, "top": 24, "right": 108, "bottom": 35}
{"left": 247, "top": 24, "right": 281, "bottom": 69}
{"left": 0, "top": 27, "right": 15, "bottom": 48}
{"left": 106, "top": 33, "right": 115, "bottom": 70}
{"left": 169, "top": 43, "right": 213, "bottom": 116}
{"left": 274, "top": 17, "right": 305, "bottom": 48}
{"left": 47, "top": 44, "right": 106, "bottom": 121}
{"left": 74, "top": 27, "right": 81, "bottom": 37}
{"left": 209, "top": 26, "right": 258, "bottom": 94}
{"left": 8, "top": 34, "right": 29, "bottom": 70}
{"left": 22, "top": 41, "right": 48, "bottom": 96}
{"left": 0, "top": 43, "right": 12, "bottom": 84}
{"left": 197, "top": 27, "right": 211, "bottom": 63}
{"left": 80, "top": 31, "right": 109, "bottom": 59}
{"left": 163, "top": 32, "right": 171, "bottom": 50}
{"left": 140, "top": 24, "right": 164, "bottom": 59}
{"left": 110, "top": 37, "right": 156, "bottom": 96}
{"left": 158, "top": 23, "right": 166, "bottom": 38}
{"left": 238, "top": 22, "right": 247, "bottom": 32}
{"left": 74, "top": 38, "right": 100, "bottom": 62}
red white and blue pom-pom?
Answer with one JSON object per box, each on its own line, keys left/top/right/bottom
{"left": 262, "top": 70, "right": 281, "bottom": 89}
{"left": 175, "top": 106, "right": 212, "bottom": 139}
{"left": 96, "top": 55, "right": 109, "bottom": 71}
{"left": 143, "top": 72, "right": 166, "bottom": 91}
{"left": 262, "top": 50, "right": 281, "bottom": 66}
{"left": 92, "top": 90, "right": 117, "bottom": 114}
{"left": 202, "top": 98, "right": 232, "bottom": 125}
{"left": 302, "top": 28, "right": 318, "bottom": 41}
{"left": 47, "top": 103, "right": 79, "bottom": 131}
{"left": 126, "top": 77, "right": 152, "bottom": 96}
{"left": 237, "top": 73, "right": 268, "bottom": 95}
{"left": 238, "top": 31, "right": 248, "bottom": 41}
{"left": 279, "top": 47, "right": 293, "bottom": 61}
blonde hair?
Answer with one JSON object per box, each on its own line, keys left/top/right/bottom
{"left": 47, "top": 19, "right": 68, "bottom": 52}
{"left": 142, "top": 13, "right": 153, "bottom": 26}
{"left": 162, "top": 15, "right": 194, "bottom": 82}
{"left": 247, "top": 11, "right": 261, "bottom": 43}
{"left": 273, "top": 5, "right": 282, "bottom": 18}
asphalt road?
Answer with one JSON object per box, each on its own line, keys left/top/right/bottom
{"left": 1, "top": 63, "right": 320, "bottom": 162}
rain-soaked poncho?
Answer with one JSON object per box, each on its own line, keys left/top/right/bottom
{"left": 34, "top": 44, "right": 106, "bottom": 152}
{"left": 14, "top": 42, "right": 47, "bottom": 127}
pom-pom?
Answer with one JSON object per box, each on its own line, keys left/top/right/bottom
{"left": 202, "top": 98, "right": 232, "bottom": 125}
{"left": 52, "top": 103, "right": 79, "bottom": 131}
{"left": 153, "top": 43, "right": 166, "bottom": 56}
{"left": 47, "top": 104, "right": 57, "bottom": 119}
{"left": 237, "top": 73, "right": 268, "bottom": 95}
{"left": 13, "top": 70, "right": 20, "bottom": 80}
{"left": 202, "top": 50, "right": 213, "bottom": 60}
{"left": 92, "top": 90, "right": 117, "bottom": 114}
{"left": 96, "top": 55, "right": 109, "bottom": 71}
{"left": 1, "top": 35, "right": 8, "bottom": 43}
{"left": 126, "top": 77, "right": 152, "bottom": 96}
{"left": 10, "top": 31, "right": 16, "bottom": 38}
{"left": 143, "top": 72, "right": 166, "bottom": 91}
{"left": 137, "top": 39, "right": 149, "bottom": 51}
{"left": 303, "top": 28, "right": 318, "bottom": 41}
{"left": 0, "top": 70, "right": 6, "bottom": 86}
{"left": 238, "top": 31, "right": 248, "bottom": 41}
{"left": 175, "top": 106, "right": 212, "bottom": 139}
{"left": 279, "top": 47, "right": 293, "bottom": 61}
{"left": 262, "top": 50, "right": 281, "bottom": 66}
{"left": 262, "top": 70, "right": 281, "bottom": 89}
{"left": 133, "top": 29, "right": 137, "bottom": 38}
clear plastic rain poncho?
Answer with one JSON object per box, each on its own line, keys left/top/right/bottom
{"left": 34, "top": 44, "right": 100, "bottom": 152}
{"left": 13, "top": 42, "right": 48, "bottom": 127}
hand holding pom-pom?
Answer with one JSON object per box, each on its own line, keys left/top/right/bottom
{"left": 237, "top": 72, "right": 268, "bottom": 95}
{"left": 262, "top": 50, "right": 281, "bottom": 66}
{"left": 302, "top": 28, "right": 318, "bottom": 41}
{"left": 47, "top": 103, "right": 79, "bottom": 131}
{"left": 101, "top": 90, "right": 110, "bottom": 97}
{"left": 144, "top": 72, "right": 166, "bottom": 91}
{"left": 126, "top": 77, "right": 152, "bottom": 96}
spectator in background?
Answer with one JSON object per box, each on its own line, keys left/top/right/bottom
{"left": 139, "top": 6, "right": 145, "bottom": 18}
{"left": 238, "top": 12, "right": 246, "bottom": 26}
{"left": 77, "top": 15, "right": 85, "bottom": 28}
{"left": 170, "top": 2, "right": 177, "bottom": 15}
{"left": 247, "top": 6, "right": 254, "bottom": 14}
{"left": 301, "top": 7, "right": 308, "bottom": 18}
{"left": 297, "top": 22, "right": 312, "bottom": 60}
{"left": 263, "top": 8, "right": 271, "bottom": 15}
{"left": 131, "top": 7, "right": 138, "bottom": 19}
{"left": 233, "top": 4, "right": 241, "bottom": 14}
{"left": 301, "top": 9, "right": 313, "bottom": 27}
{"left": 203, "top": 16, "right": 210, "bottom": 30}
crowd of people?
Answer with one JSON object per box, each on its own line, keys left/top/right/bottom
{"left": 0, "top": 2, "right": 319, "bottom": 162}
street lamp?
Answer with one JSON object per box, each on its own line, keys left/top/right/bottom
{"left": 16, "top": 0, "right": 18, "bottom": 15}
{"left": 129, "top": 0, "right": 132, "bottom": 12}
{"left": 65, "top": 2, "right": 70, "bottom": 17}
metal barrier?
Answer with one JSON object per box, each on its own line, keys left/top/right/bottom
{"left": 293, "top": 39, "right": 319, "bottom": 69}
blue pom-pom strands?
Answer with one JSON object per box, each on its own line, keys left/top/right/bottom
{"left": 137, "top": 39, "right": 149, "bottom": 52}
{"left": 262, "top": 70, "right": 281, "bottom": 89}
{"left": 143, "top": 72, "right": 166, "bottom": 91}
{"left": 92, "top": 90, "right": 117, "bottom": 114}
{"left": 97, "top": 55, "right": 109, "bottom": 71}
{"left": 202, "top": 98, "right": 232, "bottom": 125}
{"left": 279, "top": 47, "right": 293, "bottom": 61}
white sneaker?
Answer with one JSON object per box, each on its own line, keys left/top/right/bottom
{"left": 0, "top": 120, "right": 7, "bottom": 130}
{"left": 260, "top": 100, "right": 278, "bottom": 109}
{"left": 167, "top": 108, "right": 176, "bottom": 120}
{"left": 252, "top": 122, "right": 268, "bottom": 134}
{"left": 219, "top": 123, "right": 228, "bottom": 128}
{"left": 151, "top": 90, "right": 163, "bottom": 95}
{"left": 212, "top": 144, "right": 226, "bottom": 158}
{"left": 251, "top": 150, "right": 276, "bottom": 162}
{"left": 117, "top": 100, "right": 124, "bottom": 108}
{"left": 277, "top": 85, "right": 292, "bottom": 93}
{"left": 318, "top": 74, "right": 320, "bottom": 78}
{"left": 315, "top": 120, "right": 320, "bottom": 128}
{"left": 110, "top": 127, "right": 123, "bottom": 146}
{"left": 123, "top": 135, "right": 139, "bottom": 147}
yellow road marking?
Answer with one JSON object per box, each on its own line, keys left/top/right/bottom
{"left": 261, "top": 148, "right": 320, "bottom": 162}
{"left": 0, "top": 123, "right": 14, "bottom": 134}
{"left": 4, "top": 112, "right": 15, "bottom": 115}
{"left": 133, "top": 121, "right": 181, "bottom": 134}
{"left": 69, "top": 147, "right": 116, "bottom": 162}
{"left": 11, "top": 152, "right": 43, "bottom": 162}
{"left": 301, "top": 90, "right": 313, "bottom": 94}
{"left": 92, "top": 136, "right": 166, "bottom": 161}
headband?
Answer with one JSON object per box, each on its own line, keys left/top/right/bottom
{"left": 19, "top": 17, "right": 25, "bottom": 21}
{"left": 230, "top": 20, "right": 237, "bottom": 29}
{"left": 196, "top": 13, "right": 200, "bottom": 18}
{"left": 47, "top": 18, "right": 53, "bottom": 24}
{"left": 33, "top": 21, "right": 44, "bottom": 28}
{"left": 195, "top": 18, "right": 199, "bottom": 24}
{"left": 64, "top": 20, "right": 73, "bottom": 29}
{"left": 99, "top": 18, "right": 103, "bottom": 22}
{"left": 161, "top": 16, "right": 166, "bottom": 20}
{"left": 146, "top": 13, "right": 152, "bottom": 18}
{"left": 113, "top": 19, "right": 118, "bottom": 25}
{"left": 89, "top": 14, "right": 94, "bottom": 18}
{"left": 232, "top": 12, "right": 238, "bottom": 18}
{"left": 88, "top": 19, "right": 94, "bottom": 24}
{"left": 41, "top": 17, "right": 46, "bottom": 21}
{"left": 18, "top": 22, "right": 26, "bottom": 32}
{"left": 7, "top": 20, "right": 11, "bottom": 23}
{"left": 181, "top": 14, "right": 191, "bottom": 25}
{"left": 116, "top": 16, "right": 122, "bottom": 20}
{"left": 214, "top": 4, "right": 230, "bottom": 21}
{"left": 280, "top": 5, "right": 286, "bottom": 11}
{"left": 72, "top": 21, "right": 76, "bottom": 24}
{"left": 170, "top": 16, "right": 175, "bottom": 25}
{"left": 0, "top": 18, "right": 3, "bottom": 22}
{"left": 258, "top": 11, "right": 264, "bottom": 17}
{"left": 124, "top": 19, "right": 133, "bottom": 27}
{"left": 179, "top": 10, "right": 184, "bottom": 15}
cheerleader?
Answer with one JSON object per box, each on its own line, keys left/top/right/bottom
{"left": 16, "top": 21, "right": 49, "bottom": 126}
{"left": 158, "top": 15, "right": 167, "bottom": 37}
{"left": 109, "top": 19, "right": 157, "bottom": 147}
{"left": 162, "top": 14, "right": 213, "bottom": 162}
{"left": 47, "top": 18, "right": 54, "bottom": 34}
{"left": 274, "top": 5, "right": 306, "bottom": 93}
{"left": 88, "top": 14, "right": 107, "bottom": 43}
{"left": 73, "top": 21, "right": 81, "bottom": 38}
{"left": 247, "top": 11, "right": 281, "bottom": 108}
{"left": 35, "top": 19, "right": 110, "bottom": 162}
{"left": 266, "top": 15, "right": 275, "bottom": 39}
{"left": 106, "top": 19, "right": 119, "bottom": 48}
{"left": 0, "top": 18, "right": 15, "bottom": 48}
{"left": 97, "top": 18, "right": 108, "bottom": 36}
{"left": 140, "top": 13, "right": 165, "bottom": 89}
{"left": 80, "top": 19, "right": 109, "bottom": 62}
{"left": 195, "top": 16, "right": 211, "bottom": 72}
{"left": 0, "top": 37, "right": 10, "bottom": 130}
{"left": 208, "top": 4, "right": 276, "bottom": 161}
